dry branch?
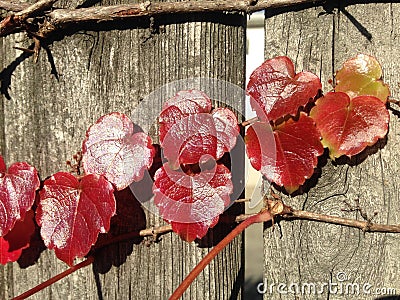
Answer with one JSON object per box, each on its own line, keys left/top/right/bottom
{"left": 0, "top": 0, "right": 325, "bottom": 38}
{"left": 125, "top": 200, "right": 400, "bottom": 242}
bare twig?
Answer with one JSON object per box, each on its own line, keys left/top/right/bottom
{"left": 1, "top": 0, "right": 326, "bottom": 38}
{"left": 286, "top": 209, "right": 400, "bottom": 233}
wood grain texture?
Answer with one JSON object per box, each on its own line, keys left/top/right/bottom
{"left": 0, "top": 0, "right": 245, "bottom": 299}
{"left": 263, "top": 3, "right": 400, "bottom": 299}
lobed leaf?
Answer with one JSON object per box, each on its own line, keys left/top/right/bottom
{"left": 245, "top": 113, "right": 323, "bottom": 194}
{"left": 159, "top": 90, "right": 212, "bottom": 143}
{"left": 160, "top": 91, "right": 239, "bottom": 166}
{"left": 36, "top": 172, "right": 116, "bottom": 266}
{"left": 310, "top": 92, "right": 389, "bottom": 159}
{"left": 82, "top": 112, "right": 154, "bottom": 190}
{"left": 153, "top": 163, "right": 233, "bottom": 241}
{"left": 335, "top": 54, "right": 389, "bottom": 103}
{"left": 0, "top": 156, "right": 40, "bottom": 236}
{"left": 170, "top": 216, "right": 219, "bottom": 243}
{"left": 247, "top": 56, "right": 322, "bottom": 122}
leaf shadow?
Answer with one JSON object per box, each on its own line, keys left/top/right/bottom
{"left": 16, "top": 201, "right": 47, "bottom": 268}
{"left": 388, "top": 105, "right": 400, "bottom": 119}
{"left": 196, "top": 148, "right": 245, "bottom": 247}
{"left": 332, "top": 136, "right": 388, "bottom": 167}
{"left": 0, "top": 47, "right": 33, "bottom": 100}
{"left": 91, "top": 187, "right": 147, "bottom": 274}
{"left": 271, "top": 150, "right": 329, "bottom": 197}
{"left": 16, "top": 221, "right": 47, "bottom": 268}
{"left": 266, "top": 0, "right": 381, "bottom": 42}
{"left": 196, "top": 202, "right": 244, "bottom": 248}
{"left": 0, "top": 42, "right": 59, "bottom": 100}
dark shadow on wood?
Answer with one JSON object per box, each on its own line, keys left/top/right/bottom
{"left": 17, "top": 201, "right": 47, "bottom": 268}
{"left": 339, "top": 6, "right": 372, "bottom": 41}
{"left": 76, "top": 0, "right": 101, "bottom": 9}
{"left": 333, "top": 136, "right": 388, "bottom": 167}
{"left": 43, "top": 43, "right": 60, "bottom": 81}
{"left": 46, "top": 11, "right": 245, "bottom": 44}
{"left": 0, "top": 46, "right": 33, "bottom": 100}
{"left": 375, "top": 296, "right": 400, "bottom": 300}
{"left": 229, "top": 264, "right": 244, "bottom": 300}
{"left": 272, "top": 149, "right": 329, "bottom": 197}
{"left": 196, "top": 202, "right": 244, "bottom": 247}
{"left": 92, "top": 187, "right": 146, "bottom": 274}
{"left": 17, "top": 223, "right": 47, "bottom": 268}
{"left": 196, "top": 143, "right": 245, "bottom": 247}
{"left": 92, "top": 268, "right": 104, "bottom": 300}
{"left": 388, "top": 105, "right": 400, "bottom": 118}
{"left": 266, "top": 0, "right": 398, "bottom": 41}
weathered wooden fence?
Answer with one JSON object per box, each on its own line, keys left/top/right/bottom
{"left": 264, "top": 2, "right": 400, "bottom": 299}
{"left": 1, "top": 1, "right": 400, "bottom": 299}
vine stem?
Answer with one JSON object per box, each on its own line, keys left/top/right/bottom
{"left": 169, "top": 209, "right": 272, "bottom": 300}
{"left": 10, "top": 202, "right": 400, "bottom": 299}
{"left": 288, "top": 209, "right": 400, "bottom": 232}
{"left": 0, "top": 0, "right": 325, "bottom": 38}
{"left": 240, "top": 116, "right": 259, "bottom": 127}
{"left": 12, "top": 256, "right": 94, "bottom": 300}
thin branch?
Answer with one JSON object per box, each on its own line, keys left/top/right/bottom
{"left": 286, "top": 209, "right": 400, "bottom": 233}
{"left": 94, "top": 213, "right": 258, "bottom": 249}
{"left": 0, "top": 0, "right": 326, "bottom": 38}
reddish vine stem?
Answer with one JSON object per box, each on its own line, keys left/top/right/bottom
{"left": 240, "top": 116, "right": 259, "bottom": 127}
{"left": 11, "top": 202, "right": 400, "bottom": 300}
{"left": 169, "top": 209, "right": 273, "bottom": 300}
{"left": 12, "top": 256, "right": 94, "bottom": 300}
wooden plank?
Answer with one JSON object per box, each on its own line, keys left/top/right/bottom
{"left": 0, "top": 1, "right": 246, "bottom": 299}
{"left": 263, "top": 3, "right": 400, "bottom": 299}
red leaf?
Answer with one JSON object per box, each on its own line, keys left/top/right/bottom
{"left": 160, "top": 91, "right": 239, "bottom": 166}
{"left": 159, "top": 90, "right": 212, "bottom": 143}
{"left": 212, "top": 108, "right": 240, "bottom": 159}
{"left": 0, "top": 156, "right": 40, "bottom": 236}
{"left": 247, "top": 56, "right": 322, "bottom": 121}
{"left": 36, "top": 172, "right": 116, "bottom": 266}
{"left": 82, "top": 112, "right": 155, "bottom": 190}
{"left": 335, "top": 54, "right": 389, "bottom": 103}
{"left": 310, "top": 92, "right": 389, "bottom": 159}
{"left": 153, "top": 163, "right": 233, "bottom": 241}
{"left": 246, "top": 113, "right": 324, "bottom": 194}
{"left": 0, "top": 238, "right": 21, "bottom": 264}
{"left": 0, "top": 210, "right": 35, "bottom": 265}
